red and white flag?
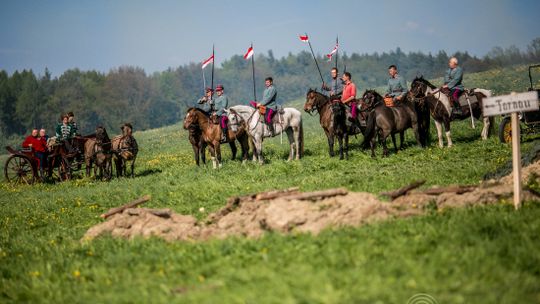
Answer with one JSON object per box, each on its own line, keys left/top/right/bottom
{"left": 299, "top": 35, "right": 309, "bottom": 42}
{"left": 201, "top": 54, "right": 214, "bottom": 69}
{"left": 243, "top": 45, "right": 254, "bottom": 60}
{"left": 326, "top": 44, "right": 339, "bottom": 61}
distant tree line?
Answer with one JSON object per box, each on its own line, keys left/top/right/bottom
{"left": 1, "top": 37, "right": 539, "bottom": 141}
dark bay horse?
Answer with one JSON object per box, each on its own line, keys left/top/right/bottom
{"left": 304, "top": 89, "right": 351, "bottom": 159}
{"left": 361, "top": 90, "right": 421, "bottom": 157}
{"left": 184, "top": 108, "right": 249, "bottom": 168}
{"left": 410, "top": 76, "right": 494, "bottom": 147}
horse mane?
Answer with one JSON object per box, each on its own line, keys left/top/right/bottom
{"left": 412, "top": 76, "right": 436, "bottom": 90}
{"left": 363, "top": 89, "right": 383, "bottom": 98}
{"left": 186, "top": 107, "right": 210, "bottom": 117}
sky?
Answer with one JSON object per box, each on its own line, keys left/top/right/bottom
{"left": 1, "top": 0, "right": 539, "bottom": 76}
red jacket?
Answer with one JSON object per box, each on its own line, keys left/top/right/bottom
{"left": 22, "top": 136, "right": 47, "bottom": 153}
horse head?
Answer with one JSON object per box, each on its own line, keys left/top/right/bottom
{"left": 411, "top": 76, "right": 436, "bottom": 97}
{"left": 361, "top": 89, "right": 383, "bottom": 107}
{"left": 183, "top": 108, "right": 202, "bottom": 130}
{"left": 225, "top": 108, "right": 243, "bottom": 133}
{"left": 304, "top": 88, "right": 327, "bottom": 113}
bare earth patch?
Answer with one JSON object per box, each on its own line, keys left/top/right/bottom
{"left": 82, "top": 160, "right": 540, "bottom": 242}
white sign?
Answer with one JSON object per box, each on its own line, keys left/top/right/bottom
{"left": 482, "top": 91, "right": 539, "bottom": 116}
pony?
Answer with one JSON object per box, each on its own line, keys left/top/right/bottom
{"left": 84, "top": 126, "right": 112, "bottom": 180}
{"left": 112, "top": 123, "right": 138, "bottom": 177}
{"left": 361, "top": 90, "right": 421, "bottom": 157}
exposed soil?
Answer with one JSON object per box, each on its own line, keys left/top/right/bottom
{"left": 82, "top": 160, "right": 540, "bottom": 242}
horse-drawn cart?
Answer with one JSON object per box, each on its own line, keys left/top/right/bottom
{"left": 499, "top": 64, "right": 540, "bottom": 143}
{"left": 4, "top": 137, "right": 87, "bottom": 184}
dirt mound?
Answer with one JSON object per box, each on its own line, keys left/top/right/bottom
{"left": 82, "top": 161, "right": 540, "bottom": 242}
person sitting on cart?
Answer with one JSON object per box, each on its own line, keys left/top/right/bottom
{"left": 22, "top": 128, "right": 48, "bottom": 176}
{"left": 67, "top": 112, "right": 79, "bottom": 136}
{"left": 55, "top": 114, "right": 77, "bottom": 156}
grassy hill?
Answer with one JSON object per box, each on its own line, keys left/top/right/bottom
{"left": 1, "top": 65, "right": 540, "bottom": 303}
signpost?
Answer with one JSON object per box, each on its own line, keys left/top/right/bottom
{"left": 482, "top": 91, "right": 540, "bottom": 209}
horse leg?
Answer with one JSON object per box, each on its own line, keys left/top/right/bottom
{"left": 381, "top": 130, "right": 390, "bottom": 157}
{"left": 294, "top": 126, "right": 301, "bottom": 160}
{"left": 286, "top": 128, "right": 295, "bottom": 161}
{"left": 326, "top": 130, "right": 335, "bottom": 157}
{"left": 229, "top": 141, "right": 237, "bottom": 160}
{"left": 444, "top": 120, "right": 453, "bottom": 147}
{"left": 239, "top": 136, "right": 249, "bottom": 164}
{"left": 201, "top": 143, "right": 207, "bottom": 164}
{"left": 344, "top": 133, "right": 349, "bottom": 160}
{"left": 412, "top": 121, "right": 422, "bottom": 147}
{"left": 399, "top": 131, "right": 405, "bottom": 150}
{"left": 254, "top": 137, "right": 264, "bottom": 164}
{"left": 481, "top": 116, "right": 490, "bottom": 140}
{"left": 192, "top": 144, "right": 200, "bottom": 166}
{"left": 391, "top": 133, "right": 398, "bottom": 152}
{"left": 130, "top": 157, "right": 136, "bottom": 177}
{"left": 434, "top": 120, "right": 444, "bottom": 148}
{"left": 337, "top": 134, "right": 344, "bottom": 160}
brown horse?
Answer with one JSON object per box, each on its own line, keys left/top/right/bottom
{"left": 84, "top": 126, "right": 112, "bottom": 180}
{"left": 304, "top": 89, "right": 351, "bottom": 159}
{"left": 410, "top": 76, "right": 494, "bottom": 147}
{"left": 183, "top": 108, "right": 249, "bottom": 168}
{"left": 186, "top": 122, "right": 207, "bottom": 166}
{"left": 112, "top": 123, "right": 138, "bottom": 178}
{"left": 361, "top": 90, "right": 421, "bottom": 157}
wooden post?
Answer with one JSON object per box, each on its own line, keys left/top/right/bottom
{"left": 511, "top": 111, "right": 522, "bottom": 209}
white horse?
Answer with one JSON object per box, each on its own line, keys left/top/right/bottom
{"left": 226, "top": 105, "right": 304, "bottom": 163}
{"left": 410, "top": 77, "right": 494, "bottom": 148}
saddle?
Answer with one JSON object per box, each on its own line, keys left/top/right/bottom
{"left": 384, "top": 97, "right": 395, "bottom": 107}
{"left": 440, "top": 87, "right": 479, "bottom": 107}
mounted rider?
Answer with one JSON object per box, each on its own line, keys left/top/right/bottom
{"left": 213, "top": 84, "right": 229, "bottom": 142}
{"left": 385, "top": 65, "right": 408, "bottom": 106}
{"left": 250, "top": 77, "right": 278, "bottom": 135}
{"left": 341, "top": 72, "right": 358, "bottom": 122}
{"left": 197, "top": 87, "right": 214, "bottom": 114}
{"left": 443, "top": 57, "right": 464, "bottom": 115}
{"left": 322, "top": 67, "right": 343, "bottom": 99}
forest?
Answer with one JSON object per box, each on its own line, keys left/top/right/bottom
{"left": 1, "top": 37, "right": 539, "bottom": 142}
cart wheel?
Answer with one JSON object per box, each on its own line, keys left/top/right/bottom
{"left": 499, "top": 117, "right": 517, "bottom": 143}
{"left": 4, "top": 155, "right": 36, "bottom": 184}
{"left": 57, "top": 156, "right": 72, "bottom": 181}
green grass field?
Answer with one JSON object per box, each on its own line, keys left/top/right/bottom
{"left": 1, "top": 65, "right": 540, "bottom": 303}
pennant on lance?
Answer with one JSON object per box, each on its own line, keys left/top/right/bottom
{"left": 243, "top": 46, "right": 254, "bottom": 60}
{"left": 326, "top": 43, "right": 338, "bottom": 62}
{"left": 299, "top": 35, "right": 309, "bottom": 42}
{"left": 201, "top": 54, "right": 214, "bottom": 69}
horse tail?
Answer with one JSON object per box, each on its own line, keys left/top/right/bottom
{"left": 299, "top": 119, "right": 304, "bottom": 157}
{"left": 362, "top": 110, "right": 377, "bottom": 149}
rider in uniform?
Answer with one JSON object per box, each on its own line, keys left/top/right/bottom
{"left": 197, "top": 87, "right": 214, "bottom": 114}
{"left": 251, "top": 77, "right": 278, "bottom": 135}
{"left": 443, "top": 57, "right": 464, "bottom": 115}
{"left": 385, "top": 65, "right": 408, "bottom": 105}
{"left": 213, "top": 84, "right": 229, "bottom": 142}
{"left": 322, "top": 67, "right": 343, "bottom": 99}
